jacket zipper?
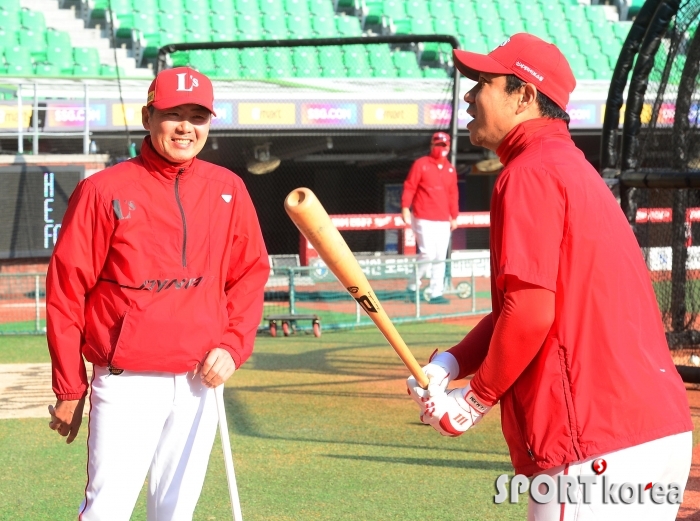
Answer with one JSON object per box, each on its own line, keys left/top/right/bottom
{"left": 175, "top": 168, "right": 188, "bottom": 267}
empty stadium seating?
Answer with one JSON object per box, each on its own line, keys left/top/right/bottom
{"left": 0, "top": 0, "right": 644, "bottom": 81}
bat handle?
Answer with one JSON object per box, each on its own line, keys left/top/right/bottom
{"left": 408, "top": 361, "right": 429, "bottom": 390}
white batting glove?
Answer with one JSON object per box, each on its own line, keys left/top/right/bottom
{"left": 406, "top": 350, "right": 459, "bottom": 420}
{"left": 423, "top": 383, "right": 491, "bottom": 437}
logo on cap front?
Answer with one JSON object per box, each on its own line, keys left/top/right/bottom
{"left": 514, "top": 60, "right": 544, "bottom": 82}
{"left": 176, "top": 73, "right": 200, "bottom": 92}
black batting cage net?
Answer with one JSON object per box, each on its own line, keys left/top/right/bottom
{"left": 605, "top": 0, "right": 700, "bottom": 355}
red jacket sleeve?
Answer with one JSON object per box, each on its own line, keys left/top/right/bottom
{"left": 218, "top": 183, "right": 270, "bottom": 369}
{"left": 448, "top": 164, "right": 459, "bottom": 219}
{"left": 470, "top": 276, "right": 555, "bottom": 405}
{"left": 401, "top": 159, "right": 423, "bottom": 209}
{"left": 46, "top": 179, "right": 114, "bottom": 401}
{"left": 447, "top": 313, "right": 495, "bottom": 379}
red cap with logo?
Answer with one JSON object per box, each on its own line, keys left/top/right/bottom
{"left": 453, "top": 33, "right": 576, "bottom": 111}
{"left": 147, "top": 67, "right": 216, "bottom": 116}
{"left": 432, "top": 132, "right": 450, "bottom": 146}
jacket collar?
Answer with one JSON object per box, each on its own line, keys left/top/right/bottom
{"left": 496, "top": 118, "right": 569, "bottom": 167}
{"left": 138, "top": 136, "right": 196, "bottom": 181}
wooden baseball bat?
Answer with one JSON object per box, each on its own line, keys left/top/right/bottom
{"left": 284, "top": 187, "right": 429, "bottom": 389}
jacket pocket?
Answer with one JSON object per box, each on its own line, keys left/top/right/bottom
{"left": 109, "top": 309, "right": 132, "bottom": 368}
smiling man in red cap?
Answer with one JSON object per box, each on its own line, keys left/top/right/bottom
{"left": 401, "top": 131, "right": 459, "bottom": 304}
{"left": 407, "top": 34, "right": 692, "bottom": 519}
{"left": 46, "top": 67, "right": 269, "bottom": 520}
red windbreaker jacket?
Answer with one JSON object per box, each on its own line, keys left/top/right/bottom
{"left": 47, "top": 138, "right": 270, "bottom": 400}
{"left": 450, "top": 119, "right": 692, "bottom": 476}
{"left": 401, "top": 156, "right": 459, "bottom": 221}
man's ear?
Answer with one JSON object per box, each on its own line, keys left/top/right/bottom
{"left": 516, "top": 84, "right": 539, "bottom": 115}
{"left": 141, "top": 106, "right": 151, "bottom": 131}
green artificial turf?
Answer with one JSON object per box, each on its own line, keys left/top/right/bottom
{"left": 0, "top": 324, "right": 515, "bottom": 519}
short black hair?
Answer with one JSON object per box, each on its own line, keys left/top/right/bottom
{"left": 147, "top": 105, "right": 155, "bottom": 115}
{"left": 504, "top": 74, "right": 570, "bottom": 125}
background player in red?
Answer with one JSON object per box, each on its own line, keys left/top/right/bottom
{"left": 407, "top": 34, "right": 692, "bottom": 520}
{"left": 401, "top": 132, "right": 459, "bottom": 304}
{"left": 46, "top": 67, "right": 269, "bottom": 520}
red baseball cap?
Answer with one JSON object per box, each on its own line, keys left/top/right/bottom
{"left": 432, "top": 132, "right": 450, "bottom": 146}
{"left": 147, "top": 67, "right": 216, "bottom": 116}
{"left": 453, "top": 33, "right": 576, "bottom": 111}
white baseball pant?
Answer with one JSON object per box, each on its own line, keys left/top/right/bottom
{"left": 527, "top": 430, "right": 692, "bottom": 521}
{"left": 411, "top": 217, "right": 452, "bottom": 297}
{"left": 78, "top": 365, "right": 219, "bottom": 521}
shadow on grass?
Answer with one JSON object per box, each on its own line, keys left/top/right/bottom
{"left": 324, "top": 454, "right": 513, "bottom": 472}
{"left": 222, "top": 388, "right": 510, "bottom": 457}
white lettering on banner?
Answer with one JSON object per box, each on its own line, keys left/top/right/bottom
{"left": 176, "top": 73, "right": 198, "bottom": 92}
{"left": 307, "top": 108, "right": 353, "bottom": 121}
{"left": 569, "top": 108, "right": 592, "bottom": 121}
{"left": 374, "top": 216, "right": 392, "bottom": 227}
{"left": 54, "top": 107, "right": 102, "bottom": 123}
{"left": 514, "top": 61, "right": 544, "bottom": 82}
{"left": 43, "top": 173, "right": 60, "bottom": 248}
{"left": 429, "top": 107, "right": 451, "bottom": 121}
{"left": 331, "top": 217, "right": 350, "bottom": 227}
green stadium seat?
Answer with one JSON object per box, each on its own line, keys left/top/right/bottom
{"left": 47, "top": 46, "right": 74, "bottom": 73}
{"left": 158, "top": 0, "right": 183, "bottom": 13}
{"left": 432, "top": 17, "right": 457, "bottom": 35}
{"left": 214, "top": 48, "right": 240, "bottom": 69}
{"left": 5, "top": 46, "right": 33, "bottom": 75}
{"left": 564, "top": 5, "right": 587, "bottom": 23}
{"left": 428, "top": 0, "right": 450, "bottom": 18}
{"left": 100, "top": 64, "right": 126, "bottom": 78}
{"left": 292, "top": 47, "right": 320, "bottom": 77}
{"left": 393, "top": 50, "right": 421, "bottom": 78}
{"left": 409, "top": 18, "right": 432, "bottom": 34}
{"left": 211, "top": 14, "right": 235, "bottom": 34}
{"left": 182, "top": 0, "right": 209, "bottom": 14}
{"left": 73, "top": 63, "right": 100, "bottom": 76}
{"left": 131, "top": 0, "right": 158, "bottom": 15}
{"left": 364, "top": 0, "right": 383, "bottom": 17}
{"left": 209, "top": 0, "right": 236, "bottom": 14}
{"left": 451, "top": 1, "right": 477, "bottom": 20}
{"left": 20, "top": 9, "right": 46, "bottom": 33}
{"left": 587, "top": 53, "right": 612, "bottom": 79}
{"left": 90, "top": 0, "right": 131, "bottom": 21}
{"left": 367, "top": 45, "right": 396, "bottom": 77}
{"left": 74, "top": 47, "right": 100, "bottom": 68}
{"left": 523, "top": 19, "right": 550, "bottom": 41}
{"left": 235, "top": 0, "right": 259, "bottom": 16}
{"left": 383, "top": 0, "right": 407, "bottom": 20}
{"left": 612, "top": 22, "right": 632, "bottom": 42}
{"left": 185, "top": 14, "right": 210, "bottom": 34}
{"left": 335, "top": 15, "right": 362, "bottom": 36}
{"left": 284, "top": 0, "right": 310, "bottom": 15}
{"left": 572, "top": 66, "right": 595, "bottom": 80}
{"left": 46, "top": 29, "right": 72, "bottom": 51}
{"left": 240, "top": 48, "right": 267, "bottom": 76}
{"left": 517, "top": 2, "right": 542, "bottom": 21}
{"left": 539, "top": 3, "right": 565, "bottom": 21}
{"left": 262, "top": 15, "right": 287, "bottom": 38}
{"left": 545, "top": 19, "right": 567, "bottom": 39}
{"left": 307, "top": 0, "right": 335, "bottom": 17}
{"left": 1, "top": 0, "right": 21, "bottom": 12}
{"left": 405, "top": 0, "right": 430, "bottom": 20}
{"left": 585, "top": 6, "right": 608, "bottom": 24}
{"left": 288, "top": 18, "right": 314, "bottom": 38}
{"left": 0, "top": 65, "right": 9, "bottom": 76}
{"left": 116, "top": 13, "right": 159, "bottom": 38}
{"left": 454, "top": 17, "right": 477, "bottom": 37}
{"left": 473, "top": 0, "right": 498, "bottom": 20}
{"left": 35, "top": 62, "right": 61, "bottom": 76}
{"left": 460, "top": 35, "right": 489, "bottom": 54}
{"left": 392, "top": 19, "right": 412, "bottom": 34}
{"left": 235, "top": 13, "right": 262, "bottom": 32}
{"left": 266, "top": 48, "right": 293, "bottom": 78}
{"left": 0, "top": 10, "right": 20, "bottom": 32}
{"left": 170, "top": 50, "right": 191, "bottom": 67}
{"left": 502, "top": 18, "right": 526, "bottom": 37}
{"left": 183, "top": 32, "right": 209, "bottom": 42}
{"left": 318, "top": 45, "right": 344, "bottom": 76}
{"left": 343, "top": 45, "right": 371, "bottom": 77}
{"left": 18, "top": 29, "right": 46, "bottom": 57}
{"left": 312, "top": 16, "right": 336, "bottom": 37}
{"left": 158, "top": 13, "right": 185, "bottom": 33}
{"left": 211, "top": 31, "right": 235, "bottom": 41}
{"left": 496, "top": 2, "right": 520, "bottom": 21}
{"left": 189, "top": 49, "right": 217, "bottom": 74}
{"left": 423, "top": 67, "right": 448, "bottom": 79}
{"left": 259, "top": 0, "right": 285, "bottom": 16}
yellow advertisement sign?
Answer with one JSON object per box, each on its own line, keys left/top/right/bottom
{"left": 0, "top": 105, "right": 33, "bottom": 129}
{"left": 600, "top": 103, "right": 653, "bottom": 125}
{"left": 238, "top": 103, "right": 296, "bottom": 125}
{"left": 112, "top": 103, "right": 144, "bottom": 126}
{"left": 363, "top": 104, "right": 418, "bottom": 125}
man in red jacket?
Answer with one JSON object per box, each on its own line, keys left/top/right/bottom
{"left": 407, "top": 34, "right": 692, "bottom": 520}
{"left": 46, "top": 67, "right": 269, "bottom": 520}
{"left": 401, "top": 132, "right": 459, "bottom": 304}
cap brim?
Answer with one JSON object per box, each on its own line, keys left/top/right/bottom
{"left": 453, "top": 49, "right": 512, "bottom": 81}
{"left": 151, "top": 98, "right": 216, "bottom": 117}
